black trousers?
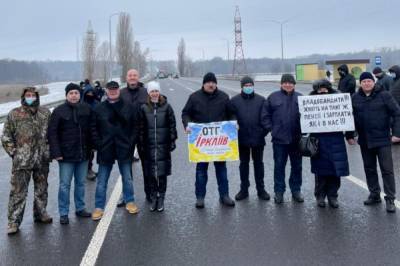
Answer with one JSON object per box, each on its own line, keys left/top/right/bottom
{"left": 137, "top": 146, "right": 151, "bottom": 197}
{"left": 149, "top": 175, "right": 167, "bottom": 195}
{"left": 314, "top": 175, "right": 341, "bottom": 199}
{"left": 360, "top": 145, "right": 396, "bottom": 200}
{"left": 239, "top": 145, "right": 265, "bottom": 192}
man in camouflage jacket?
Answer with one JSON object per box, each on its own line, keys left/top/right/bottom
{"left": 1, "top": 87, "right": 53, "bottom": 235}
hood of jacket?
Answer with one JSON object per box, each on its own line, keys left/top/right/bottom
{"left": 338, "top": 64, "right": 349, "bottom": 75}
{"left": 389, "top": 65, "right": 400, "bottom": 81}
{"left": 20, "top": 86, "right": 40, "bottom": 107}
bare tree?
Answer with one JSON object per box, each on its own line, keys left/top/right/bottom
{"left": 177, "top": 38, "right": 186, "bottom": 76}
{"left": 184, "top": 56, "right": 193, "bottom": 77}
{"left": 82, "top": 20, "right": 97, "bottom": 81}
{"left": 132, "top": 41, "right": 149, "bottom": 76}
{"left": 116, "top": 13, "right": 134, "bottom": 83}
{"left": 96, "top": 41, "right": 110, "bottom": 84}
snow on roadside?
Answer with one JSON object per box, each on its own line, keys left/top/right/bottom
{"left": 0, "top": 81, "right": 71, "bottom": 116}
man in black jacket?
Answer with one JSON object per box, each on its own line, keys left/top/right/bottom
{"left": 337, "top": 64, "right": 356, "bottom": 95}
{"left": 261, "top": 74, "right": 304, "bottom": 204}
{"left": 91, "top": 81, "right": 139, "bottom": 220}
{"left": 389, "top": 65, "right": 400, "bottom": 105}
{"left": 81, "top": 85, "right": 100, "bottom": 180}
{"left": 48, "top": 83, "right": 92, "bottom": 224}
{"left": 373, "top": 67, "right": 393, "bottom": 91}
{"left": 118, "top": 69, "right": 150, "bottom": 205}
{"left": 182, "top": 72, "right": 236, "bottom": 208}
{"left": 348, "top": 72, "right": 400, "bottom": 213}
{"left": 229, "top": 76, "right": 270, "bottom": 201}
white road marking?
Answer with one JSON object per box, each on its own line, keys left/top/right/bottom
{"left": 345, "top": 175, "right": 400, "bottom": 209}
{"left": 80, "top": 176, "right": 122, "bottom": 266}
{"left": 168, "top": 79, "right": 195, "bottom": 92}
{"left": 75, "top": 79, "right": 399, "bottom": 265}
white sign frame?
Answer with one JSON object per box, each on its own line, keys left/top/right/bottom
{"left": 298, "top": 93, "right": 355, "bottom": 133}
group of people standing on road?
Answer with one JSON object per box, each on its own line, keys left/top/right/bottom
{"left": 2, "top": 64, "right": 400, "bottom": 235}
{"left": 2, "top": 69, "right": 178, "bottom": 235}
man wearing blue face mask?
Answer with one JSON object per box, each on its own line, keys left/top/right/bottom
{"left": 229, "top": 76, "right": 270, "bottom": 201}
{"left": 1, "top": 87, "right": 53, "bottom": 235}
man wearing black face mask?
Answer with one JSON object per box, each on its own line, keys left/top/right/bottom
{"left": 337, "top": 64, "right": 356, "bottom": 95}
{"left": 82, "top": 87, "right": 99, "bottom": 180}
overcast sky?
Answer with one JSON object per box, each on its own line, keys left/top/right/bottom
{"left": 0, "top": 0, "right": 399, "bottom": 61}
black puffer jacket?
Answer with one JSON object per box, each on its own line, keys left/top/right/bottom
{"left": 139, "top": 96, "right": 177, "bottom": 177}
{"left": 389, "top": 65, "right": 400, "bottom": 105}
{"left": 352, "top": 84, "right": 400, "bottom": 148}
{"left": 309, "top": 89, "right": 349, "bottom": 177}
{"left": 91, "top": 98, "right": 138, "bottom": 164}
{"left": 48, "top": 102, "right": 92, "bottom": 162}
{"left": 229, "top": 92, "right": 267, "bottom": 147}
{"left": 181, "top": 87, "right": 234, "bottom": 128}
{"left": 338, "top": 64, "right": 356, "bottom": 95}
{"left": 120, "top": 82, "right": 148, "bottom": 108}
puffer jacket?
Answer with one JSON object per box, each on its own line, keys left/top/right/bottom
{"left": 139, "top": 96, "right": 177, "bottom": 177}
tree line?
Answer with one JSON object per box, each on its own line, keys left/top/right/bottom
{"left": 0, "top": 59, "right": 48, "bottom": 84}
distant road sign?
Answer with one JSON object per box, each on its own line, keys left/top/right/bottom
{"left": 375, "top": 56, "right": 382, "bottom": 65}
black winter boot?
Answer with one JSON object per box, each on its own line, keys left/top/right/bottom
{"left": 386, "top": 198, "right": 396, "bottom": 213}
{"left": 235, "top": 190, "right": 249, "bottom": 201}
{"left": 150, "top": 194, "right": 158, "bottom": 212}
{"left": 157, "top": 194, "right": 165, "bottom": 212}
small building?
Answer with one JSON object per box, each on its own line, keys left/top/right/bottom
{"left": 295, "top": 63, "right": 326, "bottom": 81}
{"left": 326, "top": 59, "right": 370, "bottom": 81}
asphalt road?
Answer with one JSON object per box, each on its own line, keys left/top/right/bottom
{"left": 0, "top": 77, "right": 400, "bottom": 266}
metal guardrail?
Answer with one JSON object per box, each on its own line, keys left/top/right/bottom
{"left": 0, "top": 77, "right": 155, "bottom": 124}
{"left": 0, "top": 99, "right": 66, "bottom": 123}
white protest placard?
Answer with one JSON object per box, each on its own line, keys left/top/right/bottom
{"left": 298, "top": 93, "right": 355, "bottom": 133}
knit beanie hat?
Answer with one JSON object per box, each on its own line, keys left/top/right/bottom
{"left": 202, "top": 72, "right": 217, "bottom": 84}
{"left": 372, "top": 67, "right": 382, "bottom": 75}
{"left": 359, "top": 72, "right": 375, "bottom": 82}
{"left": 65, "top": 83, "right": 81, "bottom": 95}
{"left": 281, "top": 74, "right": 296, "bottom": 84}
{"left": 147, "top": 81, "right": 161, "bottom": 94}
{"left": 240, "top": 76, "right": 254, "bottom": 87}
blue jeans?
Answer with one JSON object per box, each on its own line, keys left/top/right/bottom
{"left": 195, "top": 162, "right": 229, "bottom": 198}
{"left": 58, "top": 161, "right": 88, "bottom": 216}
{"left": 95, "top": 161, "right": 135, "bottom": 209}
{"left": 273, "top": 143, "right": 302, "bottom": 194}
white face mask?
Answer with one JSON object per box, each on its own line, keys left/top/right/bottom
{"left": 390, "top": 72, "right": 397, "bottom": 79}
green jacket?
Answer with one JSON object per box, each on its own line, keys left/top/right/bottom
{"left": 2, "top": 105, "right": 51, "bottom": 170}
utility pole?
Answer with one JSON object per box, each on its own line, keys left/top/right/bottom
{"left": 76, "top": 37, "right": 80, "bottom": 61}
{"left": 265, "top": 19, "right": 290, "bottom": 73}
{"left": 232, "top": 6, "right": 247, "bottom": 76}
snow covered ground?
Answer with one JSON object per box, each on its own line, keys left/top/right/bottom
{"left": 0, "top": 81, "right": 72, "bottom": 116}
